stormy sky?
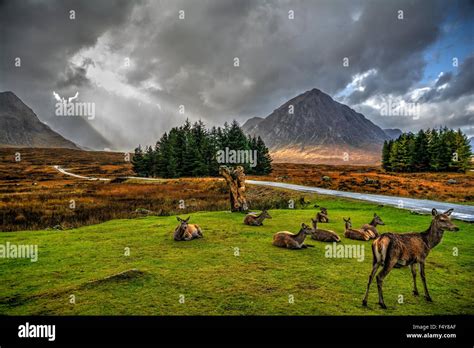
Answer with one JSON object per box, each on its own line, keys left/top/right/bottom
{"left": 1, "top": 0, "right": 473, "bottom": 150}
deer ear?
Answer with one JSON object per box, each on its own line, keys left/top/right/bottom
{"left": 185, "top": 216, "right": 190, "bottom": 222}
{"left": 443, "top": 208, "right": 454, "bottom": 216}
{"left": 432, "top": 208, "right": 438, "bottom": 216}
{"left": 177, "top": 217, "right": 182, "bottom": 222}
{"left": 374, "top": 213, "right": 377, "bottom": 217}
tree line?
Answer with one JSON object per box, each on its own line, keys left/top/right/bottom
{"left": 382, "top": 128, "right": 472, "bottom": 172}
{"left": 131, "top": 119, "right": 272, "bottom": 178}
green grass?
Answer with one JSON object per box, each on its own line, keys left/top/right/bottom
{"left": 0, "top": 196, "right": 473, "bottom": 316}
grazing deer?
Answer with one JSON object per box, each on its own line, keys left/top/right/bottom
{"left": 272, "top": 223, "right": 314, "bottom": 249}
{"left": 244, "top": 209, "right": 272, "bottom": 226}
{"left": 361, "top": 213, "right": 385, "bottom": 239}
{"left": 343, "top": 217, "right": 371, "bottom": 241}
{"left": 173, "top": 216, "right": 203, "bottom": 241}
{"left": 362, "top": 208, "right": 459, "bottom": 309}
{"left": 311, "top": 218, "right": 341, "bottom": 242}
{"left": 316, "top": 207, "right": 329, "bottom": 223}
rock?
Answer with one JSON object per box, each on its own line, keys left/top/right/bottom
{"left": 447, "top": 179, "right": 457, "bottom": 184}
{"left": 322, "top": 175, "right": 331, "bottom": 182}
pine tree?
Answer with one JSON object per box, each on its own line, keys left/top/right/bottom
{"left": 428, "top": 129, "right": 442, "bottom": 171}
{"left": 131, "top": 145, "right": 147, "bottom": 177}
{"left": 453, "top": 129, "right": 472, "bottom": 172}
{"left": 255, "top": 136, "right": 273, "bottom": 174}
{"left": 412, "top": 129, "right": 430, "bottom": 171}
{"left": 131, "top": 119, "right": 272, "bottom": 177}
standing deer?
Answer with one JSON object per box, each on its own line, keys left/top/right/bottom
{"left": 343, "top": 217, "right": 371, "bottom": 241}
{"left": 316, "top": 207, "right": 329, "bottom": 223}
{"left": 362, "top": 208, "right": 459, "bottom": 309}
{"left": 272, "top": 223, "right": 314, "bottom": 249}
{"left": 244, "top": 209, "right": 272, "bottom": 226}
{"left": 173, "top": 216, "right": 203, "bottom": 241}
{"left": 311, "top": 218, "right": 341, "bottom": 242}
{"left": 361, "top": 213, "right": 385, "bottom": 239}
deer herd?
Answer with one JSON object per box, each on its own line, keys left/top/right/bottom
{"left": 173, "top": 206, "right": 459, "bottom": 309}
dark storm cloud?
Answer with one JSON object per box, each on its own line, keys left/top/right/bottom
{"left": 0, "top": 0, "right": 137, "bottom": 148}
{"left": 114, "top": 0, "right": 451, "bottom": 122}
{"left": 1, "top": 0, "right": 473, "bottom": 149}
{"left": 417, "top": 55, "right": 474, "bottom": 103}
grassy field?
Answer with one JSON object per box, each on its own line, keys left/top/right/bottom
{"left": 1, "top": 195, "right": 472, "bottom": 316}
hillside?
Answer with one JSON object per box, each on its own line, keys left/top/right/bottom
{"left": 0, "top": 91, "right": 79, "bottom": 149}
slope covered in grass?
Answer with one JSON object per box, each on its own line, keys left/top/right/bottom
{"left": 1, "top": 197, "right": 472, "bottom": 315}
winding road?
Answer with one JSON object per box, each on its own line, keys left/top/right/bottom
{"left": 52, "top": 165, "right": 474, "bottom": 222}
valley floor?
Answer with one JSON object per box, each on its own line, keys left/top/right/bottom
{"left": 1, "top": 199, "right": 472, "bottom": 316}
{"left": 1, "top": 147, "right": 473, "bottom": 232}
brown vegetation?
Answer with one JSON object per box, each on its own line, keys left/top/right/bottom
{"left": 0, "top": 148, "right": 296, "bottom": 232}
{"left": 248, "top": 162, "right": 474, "bottom": 203}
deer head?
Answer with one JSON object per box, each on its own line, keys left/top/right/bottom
{"left": 343, "top": 217, "right": 352, "bottom": 229}
{"left": 261, "top": 209, "right": 272, "bottom": 219}
{"left": 372, "top": 213, "right": 385, "bottom": 226}
{"left": 176, "top": 216, "right": 190, "bottom": 232}
{"left": 432, "top": 209, "right": 459, "bottom": 232}
{"left": 300, "top": 223, "right": 313, "bottom": 235}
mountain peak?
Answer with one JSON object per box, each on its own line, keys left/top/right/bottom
{"left": 243, "top": 87, "right": 388, "bottom": 150}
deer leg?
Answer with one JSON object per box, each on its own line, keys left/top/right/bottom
{"left": 410, "top": 264, "right": 419, "bottom": 296}
{"left": 362, "top": 260, "right": 379, "bottom": 306}
{"left": 362, "top": 262, "right": 379, "bottom": 306}
{"left": 287, "top": 240, "right": 301, "bottom": 249}
{"left": 376, "top": 258, "right": 397, "bottom": 309}
{"left": 419, "top": 262, "right": 432, "bottom": 302}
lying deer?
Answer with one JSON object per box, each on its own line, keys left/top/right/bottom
{"left": 361, "top": 213, "right": 385, "bottom": 239}
{"left": 316, "top": 207, "right": 329, "bottom": 223}
{"left": 272, "top": 223, "right": 314, "bottom": 249}
{"left": 343, "top": 217, "right": 371, "bottom": 241}
{"left": 362, "top": 208, "right": 459, "bottom": 309}
{"left": 244, "top": 209, "right": 272, "bottom": 226}
{"left": 173, "top": 216, "right": 203, "bottom": 241}
{"left": 311, "top": 218, "right": 341, "bottom": 242}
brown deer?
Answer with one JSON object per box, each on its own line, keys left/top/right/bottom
{"left": 272, "top": 223, "right": 314, "bottom": 249}
{"left": 361, "top": 213, "right": 385, "bottom": 239}
{"left": 362, "top": 208, "right": 459, "bottom": 309}
{"left": 343, "top": 217, "right": 371, "bottom": 241}
{"left": 311, "top": 218, "right": 341, "bottom": 242}
{"left": 173, "top": 216, "right": 203, "bottom": 241}
{"left": 244, "top": 209, "right": 272, "bottom": 226}
{"left": 316, "top": 207, "right": 329, "bottom": 223}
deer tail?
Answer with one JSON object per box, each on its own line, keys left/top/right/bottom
{"left": 373, "top": 235, "right": 390, "bottom": 266}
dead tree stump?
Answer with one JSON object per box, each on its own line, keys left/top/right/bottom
{"left": 219, "top": 165, "right": 248, "bottom": 212}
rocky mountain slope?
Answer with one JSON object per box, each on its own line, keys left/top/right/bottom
{"left": 0, "top": 91, "right": 79, "bottom": 149}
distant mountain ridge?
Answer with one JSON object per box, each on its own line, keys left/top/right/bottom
{"left": 383, "top": 128, "right": 403, "bottom": 140}
{"left": 0, "top": 91, "right": 79, "bottom": 149}
{"left": 242, "top": 88, "right": 389, "bottom": 164}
